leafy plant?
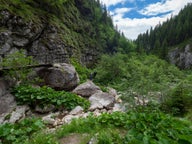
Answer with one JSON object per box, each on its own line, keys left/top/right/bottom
{"left": 70, "top": 58, "right": 91, "bottom": 83}
{"left": 161, "top": 81, "right": 192, "bottom": 116}
{"left": 0, "top": 118, "right": 45, "bottom": 144}
{"left": 0, "top": 50, "right": 37, "bottom": 84}
{"left": 12, "top": 85, "right": 90, "bottom": 111}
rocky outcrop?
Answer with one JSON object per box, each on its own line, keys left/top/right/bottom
{"left": 0, "top": 79, "right": 9, "bottom": 97}
{"left": 72, "top": 80, "right": 101, "bottom": 97}
{"left": 168, "top": 44, "right": 192, "bottom": 69}
{"left": 89, "top": 91, "right": 115, "bottom": 111}
{"left": 9, "top": 105, "right": 30, "bottom": 123}
{"left": 0, "top": 8, "right": 98, "bottom": 66}
{"left": 37, "top": 63, "right": 79, "bottom": 90}
{"left": 0, "top": 9, "right": 70, "bottom": 64}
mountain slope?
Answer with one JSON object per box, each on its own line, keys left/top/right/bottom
{"left": 135, "top": 3, "right": 192, "bottom": 69}
{"left": 0, "top": 0, "right": 132, "bottom": 67}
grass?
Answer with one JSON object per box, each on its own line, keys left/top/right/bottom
{"left": 22, "top": 109, "right": 192, "bottom": 144}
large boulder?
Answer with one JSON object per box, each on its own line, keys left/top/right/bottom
{"left": 0, "top": 94, "right": 17, "bottom": 124}
{"left": 0, "top": 79, "right": 9, "bottom": 97}
{"left": 37, "top": 63, "right": 79, "bottom": 90}
{"left": 72, "top": 80, "right": 101, "bottom": 97}
{"left": 89, "top": 91, "right": 115, "bottom": 111}
{"left": 9, "top": 105, "right": 29, "bottom": 123}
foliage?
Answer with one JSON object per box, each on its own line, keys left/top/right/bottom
{"left": 135, "top": 3, "right": 192, "bottom": 58}
{"left": 0, "top": 50, "right": 38, "bottom": 84}
{"left": 123, "top": 107, "right": 192, "bottom": 144}
{"left": 0, "top": 0, "right": 134, "bottom": 67}
{"left": 55, "top": 108, "right": 192, "bottom": 144}
{"left": 161, "top": 81, "right": 192, "bottom": 116}
{"left": 95, "top": 53, "right": 128, "bottom": 85}
{"left": 24, "top": 132, "right": 58, "bottom": 144}
{"left": 95, "top": 53, "right": 183, "bottom": 93}
{"left": 12, "top": 85, "right": 90, "bottom": 111}
{"left": 70, "top": 58, "right": 91, "bottom": 83}
{"left": 0, "top": 118, "right": 45, "bottom": 144}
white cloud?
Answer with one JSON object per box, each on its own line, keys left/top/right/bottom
{"left": 100, "top": 0, "right": 135, "bottom": 6}
{"left": 114, "top": 7, "right": 133, "bottom": 14}
{"left": 100, "top": 0, "right": 191, "bottom": 39}
{"left": 114, "top": 16, "right": 169, "bottom": 39}
{"left": 139, "top": 0, "right": 192, "bottom": 16}
{"left": 100, "top": 0, "right": 126, "bottom": 6}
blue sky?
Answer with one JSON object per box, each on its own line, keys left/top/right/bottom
{"left": 100, "top": 0, "right": 192, "bottom": 39}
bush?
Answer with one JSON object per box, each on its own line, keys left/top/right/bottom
{"left": 95, "top": 53, "right": 128, "bottom": 85}
{"left": 161, "top": 81, "right": 192, "bottom": 116}
{"left": 12, "top": 85, "right": 90, "bottom": 111}
{"left": 95, "top": 53, "right": 183, "bottom": 93}
{"left": 0, "top": 50, "right": 37, "bottom": 84}
{"left": 0, "top": 118, "right": 45, "bottom": 144}
{"left": 70, "top": 58, "right": 91, "bottom": 83}
{"left": 57, "top": 108, "right": 192, "bottom": 144}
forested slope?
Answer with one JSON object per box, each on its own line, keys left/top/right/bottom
{"left": 0, "top": 0, "right": 133, "bottom": 67}
{"left": 135, "top": 3, "right": 192, "bottom": 61}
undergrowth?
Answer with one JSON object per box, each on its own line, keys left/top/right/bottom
{"left": 23, "top": 107, "right": 192, "bottom": 144}
{"left": 12, "top": 85, "right": 90, "bottom": 111}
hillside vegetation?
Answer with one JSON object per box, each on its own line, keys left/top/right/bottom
{"left": 0, "top": 0, "right": 192, "bottom": 144}
{"left": 135, "top": 3, "right": 192, "bottom": 59}
{"left": 0, "top": 0, "right": 134, "bottom": 67}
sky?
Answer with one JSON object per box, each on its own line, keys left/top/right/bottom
{"left": 99, "top": 0, "right": 192, "bottom": 40}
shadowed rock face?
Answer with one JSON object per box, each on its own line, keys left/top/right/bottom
{"left": 0, "top": 9, "right": 98, "bottom": 67}
{"left": 37, "top": 63, "right": 79, "bottom": 91}
{"left": 168, "top": 44, "right": 192, "bottom": 69}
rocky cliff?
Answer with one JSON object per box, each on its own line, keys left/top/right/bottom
{"left": 168, "top": 43, "right": 192, "bottom": 69}
{"left": 0, "top": 0, "right": 125, "bottom": 67}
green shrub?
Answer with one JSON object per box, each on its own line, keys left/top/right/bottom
{"left": 161, "top": 81, "right": 192, "bottom": 116}
{"left": 95, "top": 53, "right": 183, "bottom": 93}
{"left": 57, "top": 109, "right": 192, "bottom": 144}
{"left": 0, "top": 118, "right": 45, "bottom": 144}
{"left": 70, "top": 58, "right": 91, "bottom": 83}
{"left": 12, "top": 85, "right": 90, "bottom": 111}
{"left": 0, "top": 50, "right": 37, "bottom": 84}
{"left": 123, "top": 107, "right": 192, "bottom": 144}
{"left": 95, "top": 53, "right": 128, "bottom": 85}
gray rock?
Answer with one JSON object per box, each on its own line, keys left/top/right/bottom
{"left": 0, "top": 10, "right": 99, "bottom": 67}
{"left": 13, "top": 38, "right": 29, "bottom": 47}
{"left": 89, "top": 91, "right": 115, "bottom": 111}
{"left": 73, "top": 80, "right": 101, "bottom": 97}
{"left": 35, "top": 104, "right": 56, "bottom": 114}
{"left": 108, "top": 87, "right": 117, "bottom": 97}
{"left": 0, "top": 79, "right": 17, "bottom": 124}
{"left": 37, "top": 63, "right": 79, "bottom": 90}
{"left": 168, "top": 44, "right": 192, "bottom": 69}
{"left": 62, "top": 115, "right": 79, "bottom": 124}
{"left": 9, "top": 105, "right": 29, "bottom": 123}
{"left": 42, "top": 114, "right": 56, "bottom": 125}
{"left": 0, "top": 94, "right": 16, "bottom": 116}
{"left": 69, "top": 106, "right": 84, "bottom": 115}
{"left": 0, "top": 79, "right": 9, "bottom": 97}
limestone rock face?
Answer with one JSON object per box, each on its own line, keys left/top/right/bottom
{"left": 69, "top": 106, "right": 84, "bottom": 115}
{"left": 0, "top": 10, "right": 98, "bottom": 66}
{"left": 168, "top": 44, "right": 192, "bottom": 69}
{"left": 73, "top": 80, "right": 101, "bottom": 97}
{"left": 0, "top": 79, "right": 9, "bottom": 98}
{"left": 35, "top": 104, "right": 56, "bottom": 114}
{"left": 37, "top": 63, "right": 79, "bottom": 90}
{"left": 0, "top": 94, "right": 16, "bottom": 116}
{"left": 89, "top": 91, "right": 115, "bottom": 111}
{"left": 9, "top": 105, "right": 29, "bottom": 123}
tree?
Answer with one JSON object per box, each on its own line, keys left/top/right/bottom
{"left": 0, "top": 50, "right": 37, "bottom": 84}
